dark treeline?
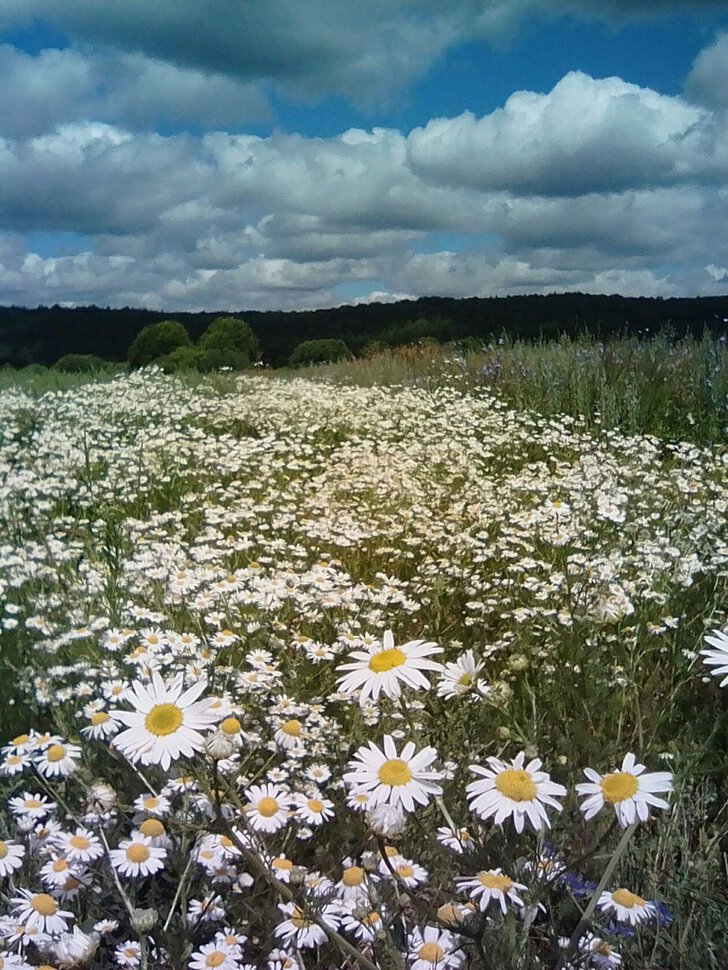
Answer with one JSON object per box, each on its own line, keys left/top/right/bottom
{"left": 2, "top": 293, "right": 728, "bottom": 367}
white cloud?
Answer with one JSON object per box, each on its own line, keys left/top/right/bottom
{"left": 407, "top": 71, "right": 728, "bottom": 196}
{"left": 685, "top": 32, "right": 728, "bottom": 110}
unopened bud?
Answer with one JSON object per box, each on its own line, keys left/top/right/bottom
{"left": 366, "top": 804, "right": 407, "bottom": 838}
{"left": 131, "top": 907, "right": 158, "bottom": 934}
{"left": 205, "top": 732, "right": 235, "bottom": 760}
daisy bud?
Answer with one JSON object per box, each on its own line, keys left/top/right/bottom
{"left": 205, "top": 732, "right": 235, "bottom": 761}
{"left": 366, "top": 803, "right": 407, "bottom": 838}
{"left": 88, "top": 782, "right": 116, "bottom": 813}
{"left": 131, "top": 907, "right": 158, "bottom": 933}
{"left": 289, "top": 866, "right": 307, "bottom": 885}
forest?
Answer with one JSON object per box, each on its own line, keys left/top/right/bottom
{"left": 2, "top": 292, "right": 728, "bottom": 367}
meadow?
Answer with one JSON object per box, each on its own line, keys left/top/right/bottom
{"left": 0, "top": 335, "right": 727, "bottom": 969}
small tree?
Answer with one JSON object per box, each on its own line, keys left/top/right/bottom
{"left": 53, "top": 353, "right": 110, "bottom": 373}
{"left": 127, "top": 320, "right": 191, "bottom": 368}
{"left": 157, "top": 344, "right": 204, "bottom": 374}
{"left": 289, "top": 339, "right": 351, "bottom": 367}
{"left": 197, "top": 317, "right": 259, "bottom": 372}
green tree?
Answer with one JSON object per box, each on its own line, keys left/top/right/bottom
{"left": 289, "top": 339, "right": 351, "bottom": 367}
{"left": 53, "top": 353, "right": 110, "bottom": 372}
{"left": 127, "top": 320, "right": 191, "bottom": 368}
{"left": 157, "top": 344, "right": 204, "bottom": 373}
{"left": 197, "top": 316, "right": 259, "bottom": 371}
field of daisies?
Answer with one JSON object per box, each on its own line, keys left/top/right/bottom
{"left": 0, "top": 361, "right": 727, "bottom": 970}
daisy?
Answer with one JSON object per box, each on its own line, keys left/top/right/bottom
{"left": 381, "top": 856, "right": 429, "bottom": 888}
{"left": 8, "top": 792, "right": 55, "bottom": 819}
{"left": 115, "top": 940, "right": 142, "bottom": 967}
{"left": 34, "top": 741, "right": 81, "bottom": 778}
{"left": 81, "top": 710, "right": 120, "bottom": 740}
{"left": 340, "top": 904, "right": 384, "bottom": 942}
{"left": 436, "top": 826, "right": 475, "bottom": 854}
{"left": 598, "top": 887, "right": 656, "bottom": 926}
{"left": 274, "top": 902, "right": 339, "bottom": 949}
{"left": 700, "top": 629, "right": 728, "bottom": 686}
{"left": 455, "top": 869, "right": 526, "bottom": 914}
{"left": 274, "top": 719, "right": 305, "bottom": 750}
{"left": 576, "top": 753, "right": 673, "bottom": 826}
{"left": 293, "top": 793, "right": 334, "bottom": 826}
{"left": 54, "top": 827, "right": 104, "bottom": 864}
{"left": 1, "top": 753, "right": 29, "bottom": 776}
{"left": 436, "top": 650, "right": 490, "bottom": 699}
{"left": 39, "top": 855, "right": 82, "bottom": 889}
{"left": 578, "top": 933, "right": 622, "bottom": 968}
{"left": 336, "top": 629, "right": 443, "bottom": 705}
{"left": 407, "top": 926, "right": 464, "bottom": 970}
{"left": 244, "top": 783, "right": 291, "bottom": 833}
{"left": 336, "top": 860, "right": 377, "bottom": 903}
{"left": 111, "top": 671, "right": 219, "bottom": 770}
{"left": 188, "top": 940, "right": 241, "bottom": 969}
{"left": 11, "top": 889, "right": 74, "bottom": 935}
{"left": 0, "top": 839, "right": 25, "bottom": 877}
{"left": 466, "top": 752, "right": 566, "bottom": 833}
{"left": 343, "top": 735, "right": 443, "bottom": 812}
{"left": 110, "top": 834, "right": 167, "bottom": 878}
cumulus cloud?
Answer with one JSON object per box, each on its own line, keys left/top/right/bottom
{"left": 407, "top": 72, "right": 728, "bottom": 196}
{"left": 685, "top": 32, "right": 728, "bottom": 110}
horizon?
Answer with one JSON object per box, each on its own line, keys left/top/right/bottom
{"left": 2, "top": 2, "right": 728, "bottom": 311}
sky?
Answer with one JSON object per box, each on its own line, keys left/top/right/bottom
{"left": 2, "top": 1, "right": 728, "bottom": 311}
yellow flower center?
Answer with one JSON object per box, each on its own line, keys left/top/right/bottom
{"left": 143, "top": 797, "right": 159, "bottom": 810}
{"left": 139, "top": 819, "right": 165, "bottom": 838}
{"left": 280, "top": 719, "right": 301, "bottom": 737}
{"left": 362, "top": 911, "right": 380, "bottom": 925}
{"left": 205, "top": 952, "right": 226, "bottom": 967}
{"left": 396, "top": 864, "right": 414, "bottom": 878}
{"left": 0, "top": 842, "right": 7, "bottom": 858}
{"left": 6, "top": 756, "right": 20, "bottom": 765}
{"left": 46, "top": 744, "right": 67, "bottom": 763}
{"left": 24, "top": 799, "right": 43, "bottom": 809}
{"left": 220, "top": 717, "right": 241, "bottom": 735}
{"left": 612, "top": 888, "right": 645, "bottom": 908}
{"left": 70, "top": 835, "right": 90, "bottom": 850}
{"left": 342, "top": 866, "right": 365, "bottom": 886}
{"left": 307, "top": 799, "right": 324, "bottom": 813}
{"left": 290, "top": 906, "right": 311, "bottom": 929}
{"left": 369, "top": 648, "right": 405, "bottom": 673}
{"left": 494, "top": 769, "right": 537, "bottom": 802}
{"left": 145, "top": 703, "right": 183, "bottom": 737}
{"left": 600, "top": 772, "right": 639, "bottom": 804}
{"left": 478, "top": 872, "right": 513, "bottom": 891}
{"left": 418, "top": 943, "right": 445, "bottom": 963}
{"left": 12, "top": 734, "right": 29, "bottom": 745}
{"left": 257, "top": 797, "right": 279, "bottom": 817}
{"left": 458, "top": 673, "right": 474, "bottom": 686}
{"left": 377, "top": 758, "right": 413, "bottom": 787}
{"left": 52, "top": 859, "right": 68, "bottom": 872}
{"left": 126, "top": 844, "right": 151, "bottom": 863}
{"left": 30, "top": 894, "right": 57, "bottom": 916}
{"left": 273, "top": 857, "right": 293, "bottom": 870}
{"left": 90, "top": 712, "right": 109, "bottom": 725}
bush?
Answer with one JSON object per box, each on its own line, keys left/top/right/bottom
{"left": 197, "top": 316, "right": 259, "bottom": 372}
{"left": 127, "top": 320, "right": 191, "bottom": 368}
{"left": 157, "top": 344, "right": 204, "bottom": 374}
{"left": 53, "top": 353, "right": 110, "bottom": 373}
{"left": 289, "top": 338, "right": 351, "bottom": 367}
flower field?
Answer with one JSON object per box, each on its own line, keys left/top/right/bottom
{"left": 0, "top": 362, "right": 727, "bottom": 969}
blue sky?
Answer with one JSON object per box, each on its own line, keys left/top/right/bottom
{"left": 1, "top": 2, "right": 728, "bottom": 310}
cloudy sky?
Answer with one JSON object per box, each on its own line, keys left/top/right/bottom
{"left": 2, "top": 1, "right": 728, "bottom": 311}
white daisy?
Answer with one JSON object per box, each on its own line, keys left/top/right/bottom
{"left": 578, "top": 933, "right": 622, "bottom": 968}
{"left": 436, "top": 826, "right": 476, "bottom": 854}
{"left": 274, "top": 901, "right": 339, "bottom": 949}
{"left": 701, "top": 629, "right": 728, "bottom": 686}
{"left": 34, "top": 741, "right": 81, "bottom": 778}
{"left": 188, "top": 940, "right": 241, "bottom": 969}
{"left": 293, "top": 793, "right": 334, "bottom": 826}
{"left": 407, "top": 925, "right": 464, "bottom": 970}
{"left": 11, "top": 889, "right": 74, "bottom": 936}
{"left": 54, "top": 827, "right": 104, "bottom": 865}
{"left": 0, "top": 839, "right": 25, "bottom": 880}
{"left": 109, "top": 834, "right": 167, "bottom": 878}
{"left": 340, "top": 904, "right": 384, "bottom": 943}
{"left": 466, "top": 751, "right": 566, "bottom": 833}
{"left": 81, "top": 710, "right": 120, "bottom": 740}
{"left": 598, "top": 888, "right": 656, "bottom": 925}
{"left": 111, "top": 671, "right": 219, "bottom": 770}
{"left": 455, "top": 869, "right": 526, "bottom": 914}
{"left": 336, "top": 630, "right": 443, "bottom": 705}
{"left": 244, "top": 783, "right": 291, "bottom": 833}
{"left": 576, "top": 753, "right": 673, "bottom": 826}
{"left": 344, "top": 735, "right": 442, "bottom": 812}
{"left": 436, "top": 650, "right": 489, "bottom": 699}
{"left": 7, "top": 792, "right": 55, "bottom": 818}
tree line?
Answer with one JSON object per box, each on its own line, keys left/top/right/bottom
{"left": 1, "top": 293, "right": 728, "bottom": 369}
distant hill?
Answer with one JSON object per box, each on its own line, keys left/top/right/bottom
{"left": 1, "top": 293, "right": 728, "bottom": 367}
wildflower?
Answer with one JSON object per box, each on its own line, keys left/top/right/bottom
{"left": 455, "top": 869, "right": 526, "bottom": 914}
{"left": 111, "top": 671, "right": 219, "bottom": 770}
{"left": 8, "top": 792, "right": 56, "bottom": 819}
{"left": 467, "top": 751, "right": 566, "bottom": 832}
{"left": 81, "top": 710, "right": 120, "bottom": 740}
{"left": 340, "top": 904, "right": 384, "bottom": 942}
{"left": 293, "top": 793, "right": 334, "bottom": 825}
{"left": 115, "top": 940, "right": 142, "bottom": 967}
{"left": 577, "top": 933, "right": 623, "bottom": 967}
{"left": 436, "top": 650, "right": 489, "bottom": 699}
{"left": 598, "top": 888, "right": 656, "bottom": 926}
{"left": 54, "top": 827, "right": 104, "bottom": 864}
{"left": 244, "top": 783, "right": 291, "bottom": 833}
{"left": 701, "top": 629, "right": 728, "bottom": 686}
{"left": 11, "top": 889, "right": 74, "bottom": 935}
{"left": 110, "top": 834, "right": 167, "bottom": 878}
{"left": 344, "top": 735, "right": 442, "bottom": 812}
{"left": 274, "top": 901, "right": 339, "bottom": 948}
{"left": 188, "top": 940, "right": 241, "bottom": 969}
{"left": 407, "top": 926, "right": 464, "bottom": 969}
{"left": 336, "top": 629, "right": 443, "bottom": 705}
{"left": 436, "top": 826, "right": 475, "bottom": 854}
{"left": 0, "top": 839, "right": 25, "bottom": 877}
{"left": 576, "top": 753, "right": 673, "bottom": 826}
